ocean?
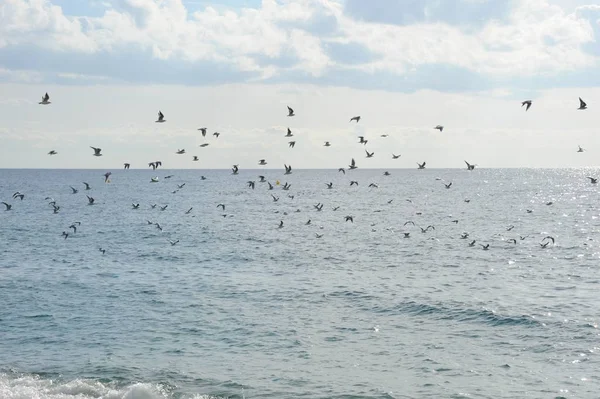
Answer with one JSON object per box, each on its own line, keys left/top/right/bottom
{"left": 1, "top": 168, "right": 599, "bottom": 399}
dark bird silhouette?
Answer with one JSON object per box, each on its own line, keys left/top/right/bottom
{"left": 392, "top": 154, "right": 400, "bottom": 159}
{"left": 39, "top": 92, "right": 51, "bottom": 105}
{"left": 124, "top": 163, "right": 130, "bottom": 169}
{"left": 345, "top": 215, "right": 354, "bottom": 222}
{"left": 521, "top": 100, "right": 532, "bottom": 111}
{"left": 2, "top": 202, "right": 12, "bottom": 211}
{"left": 90, "top": 146, "right": 102, "bottom": 157}
{"left": 287, "top": 106, "right": 295, "bottom": 117}
{"left": 465, "top": 161, "right": 476, "bottom": 170}
{"left": 417, "top": 162, "right": 426, "bottom": 169}
{"left": 365, "top": 150, "right": 374, "bottom": 158}
{"left": 198, "top": 127, "right": 207, "bottom": 137}
{"left": 288, "top": 141, "right": 296, "bottom": 148}
{"left": 48, "top": 150, "right": 57, "bottom": 155}
{"left": 156, "top": 110, "right": 166, "bottom": 122}
{"left": 285, "top": 128, "right": 293, "bottom": 137}
{"left": 578, "top": 97, "right": 587, "bottom": 110}
{"left": 349, "top": 158, "right": 357, "bottom": 170}
{"left": 350, "top": 116, "right": 361, "bottom": 123}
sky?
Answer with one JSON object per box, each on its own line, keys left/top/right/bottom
{"left": 1, "top": 0, "right": 600, "bottom": 169}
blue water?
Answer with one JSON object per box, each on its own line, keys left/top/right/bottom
{"left": 1, "top": 168, "right": 599, "bottom": 398}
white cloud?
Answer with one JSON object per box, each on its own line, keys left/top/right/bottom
{"left": 1, "top": 0, "right": 598, "bottom": 84}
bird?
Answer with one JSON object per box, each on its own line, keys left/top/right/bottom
{"left": 380, "top": 134, "right": 388, "bottom": 138}
{"left": 90, "top": 147, "right": 102, "bottom": 157}
{"left": 268, "top": 182, "right": 274, "bottom": 190}
{"left": 288, "top": 141, "right": 296, "bottom": 148}
{"left": 258, "top": 176, "right": 266, "bottom": 182}
{"left": 325, "top": 182, "right": 333, "bottom": 189}
{"left": 86, "top": 195, "right": 95, "bottom": 205}
{"left": 155, "top": 223, "right": 163, "bottom": 231}
{"left": 469, "top": 240, "right": 476, "bottom": 247}
{"left": 350, "top": 181, "right": 358, "bottom": 186}
{"left": 506, "top": 225, "right": 515, "bottom": 231}
{"left": 349, "top": 158, "right": 357, "bottom": 170}
{"left": 315, "top": 233, "right": 323, "bottom": 238}
{"left": 217, "top": 204, "right": 225, "bottom": 211}
{"left": 444, "top": 182, "right": 452, "bottom": 189}
{"left": 160, "top": 205, "right": 168, "bottom": 211}
{"left": 185, "top": 207, "right": 193, "bottom": 214}
{"left": 124, "top": 163, "right": 130, "bottom": 169}
{"left": 365, "top": 150, "right": 374, "bottom": 158}
{"left": 98, "top": 248, "right": 106, "bottom": 255}
{"left": 284, "top": 164, "right": 292, "bottom": 175}
{"left": 465, "top": 161, "right": 476, "bottom": 170}
{"left": 177, "top": 183, "right": 185, "bottom": 189}
{"left": 69, "top": 223, "right": 79, "bottom": 233}
{"left": 132, "top": 203, "right": 140, "bottom": 209}
{"left": 345, "top": 216, "right": 354, "bottom": 222}
{"left": 460, "top": 233, "right": 469, "bottom": 239}
{"left": 103, "top": 172, "right": 111, "bottom": 183}
{"left": 540, "top": 236, "right": 555, "bottom": 248}
{"left": 285, "top": 128, "right": 293, "bottom": 137}
{"left": 577, "top": 145, "right": 584, "bottom": 153}
{"left": 358, "top": 136, "right": 368, "bottom": 145}
{"left": 70, "top": 186, "right": 78, "bottom": 194}
{"left": 232, "top": 165, "right": 239, "bottom": 175}
{"left": 247, "top": 181, "right": 255, "bottom": 189}
{"left": 193, "top": 156, "right": 199, "bottom": 161}
{"left": 392, "top": 154, "right": 401, "bottom": 159}
{"left": 48, "top": 150, "right": 57, "bottom": 155}
{"left": 324, "top": 141, "right": 331, "bottom": 147}
{"left": 507, "top": 239, "right": 517, "bottom": 244}
{"left": 417, "top": 162, "right": 426, "bottom": 169}
{"left": 258, "top": 159, "right": 267, "bottom": 165}
{"left": 368, "top": 183, "right": 378, "bottom": 188}
{"left": 199, "top": 144, "right": 209, "bottom": 148}
{"left": 176, "top": 149, "right": 185, "bottom": 154}
{"left": 150, "top": 177, "right": 159, "bottom": 183}
{"left": 62, "top": 231, "right": 69, "bottom": 239}
{"left": 1, "top": 202, "right": 12, "bottom": 211}
{"left": 213, "top": 132, "right": 220, "bottom": 138}
{"left": 198, "top": 127, "right": 207, "bottom": 137}
{"left": 420, "top": 225, "right": 435, "bottom": 233}
{"left": 587, "top": 177, "right": 597, "bottom": 184}
{"left": 383, "top": 171, "right": 390, "bottom": 176}
{"left": 350, "top": 116, "right": 361, "bottom": 123}
{"left": 578, "top": 97, "right": 587, "bottom": 110}
{"left": 338, "top": 168, "right": 345, "bottom": 174}
{"left": 12, "top": 192, "right": 24, "bottom": 200}
{"left": 271, "top": 194, "right": 279, "bottom": 202}
{"left": 278, "top": 221, "right": 284, "bottom": 228}
{"left": 521, "top": 100, "right": 532, "bottom": 111}
{"left": 169, "top": 240, "right": 179, "bottom": 246}
{"left": 148, "top": 161, "right": 161, "bottom": 170}
{"left": 434, "top": 125, "right": 444, "bottom": 132}
{"left": 83, "top": 182, "right": 91, "bottom": 190}
{"left": 480, "top": 244, "right": 490, "bottom": 250}
{"left": 156, "top": 111, "right": 166, "bottom": 122}
{"left": 282, "top": 182, "right": 291, "bottom": 190}
{"left": 39, "top": 92, "right": 51, "bottom": 105}
{"left": 403, "top": 233, "right": 410, "bottom": 238}
{"left": 287, "top": 106, "right": 295, "bottom": 117}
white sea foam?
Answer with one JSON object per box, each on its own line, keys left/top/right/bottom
{"left": 0, "top": 373, "right": 224, "bottom": 399}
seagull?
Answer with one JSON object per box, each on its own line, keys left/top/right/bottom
{"left": 521, "top": 100, "right": 532, "bottom": 111}
{"left": 70, "top": 186, "right": 78, "bottom": 194}
{"left": 349, "top": 158, "right": 357, "bottom": 170}
{"left": 177, "top": 183, "right": 185, "bottom": 189}
{"left": 404, "top": 221, "right": 415, "bottom": 226}
{"left": 191, "top": 156, "right": 198, "bottom": 162}
{"left": 324, "top": 141, "right": 331, "bottom": 147}
{"left": 69, "top": 223, "right": 79, "bottom": 233}
{"left": 383, "top": 171, "right": 390, "bottom": 176}
{"left": 444, "top": 182, "right": 452, "bottom": 189}
{"left": 86, "top": 195, "right": 95, "bottom": 205}
{"left": 198, "top": 127, "right": 207, "bottom": 137}
{"left": 315, "top": 233, "right": 323, "bottom": 238}
{"left": 325, "top": 182, "right": 333, "bottom": 189}
{"left": 507, "top": 239, "right": 517, "bottom": 244}
{"left": 199, "top": 143, "right": 209, "bottom": 148}
{"left": 434, "top": 125, "right": 444, "bottom": 132}
{"left": 90, "top": 147, "right": 102, "bottom": 157}
{"left": 278, "top": 221, "right": 284, "bottom": 228}
{"left": 368, "top": 183, "right": 378, "bottom": 188}
{"left": 213, "top": 132, "right": 220, "bottom": 138}
{"left": 232, "top": 165, "right": 239, "bottom": 175}
{"left": 578, "top": 97, "right": 587, "bottom": 110}
{"left": 62, "top": 231, "right": 69, "bottom": 239}
{"left": 465, "top": 160, "right": 476, "bottom": 170}
{"left": 247, "top": 181, "right": 255, "bottom": 189}
{"left": 380, "top": 134, "right": 388, "bottom": 137}
{"left": 83, "top": 182, "right": 91, "bottom": 190}
{"left": 259, "top": 159, "right": 267, "bottom": 165}
{"left": 287, "top": 106, "right": 295, "bottom": 117}
{"left": 185, "top": 207, "right": 193, "bottom": 214}
{"left": 338, "top": 168, "right": 345, "bottom": 174}
{"left": 365, "top": 150, "right": 374, "bottom": 158}
{"left": 282, "top": 182, "right": 291, "bottom": 190}
{"left": 217, "top": 204, "right": 225, "bottom": 211}
{"left": 124, "top": 163, "right": 130, "bottom": 169}
{"left": 48, "top": 150, "right": 57, "bottom": 155}
{"left": 12, "top": 192, "right": 24, "bottom": 200}
{"left": 540, "top": 236, "right": 555, "bottom": 248}
{"left": 350, "top": 181, "right": 358, "bottom": 186}
{"left": 258, "top": 175, "right": 266, "bottom": 182}
{"left": 345, "top": 215, "right": 354, "bottom": 222}
{"left": 460, "top": 233, "right": 469, "bottom": 239}
{"left": 169, "top": 240, "right": 179, "bottom": 246}
{"left": 39, "top": 92, "right": 51, "bottom": 105}
{"left": 587, "top": 177, "right": 597, "bottom": 184}
{"left": 268, "top": 182, "right": 274, "bottom": 190}
{"left": 358, "top": 136, "right": 368, "bottom": 145}
{"left": 1, "top": 202, "right": 12, "bottom": 211}
{"left": 288, "top": 141, "right": 296, "bottom": 148}
{"left": 577, "top": 145, "right": 584, "bottom": 153}
{"left": 150, "top": 177, "right": 159, "bottom": 183}
{"left": 271, "top": 194, "right": 279, "bottom": 202}
{"left": 403, "top": 233, "right": 410, "bottom": 238}
{"left": 284, "top": 164, "right": 292, "bottom": 175}
{"left": 417, "top": 162, "right": 426, "bottom": 169}
{"left": 350, "top": 116, "right": 361, "bottom": 123}
{"left": 480, "top": 244, "right": 490, "bottom": 250}
{"left": 155, "top": 223, "right": 163, "bottom": 231}
{"left": 420, "top": 225, "right": 435, "bottom": 233}
{"left": 392, "top": 154, "right": 401, "bottom": 159}
{"left": 156, "top": 111, "right": 166, "bottom": 123}
{"left": 160, "top": 205, "right": 168, "bottom": 211}
{"left": 132, "top": 203, "right": 140, "bottom": 209}
{"left": 469, "top": 240, "right": 476, "bottom": 247}
{"left": 98, "top": 248, "right": 106, "bottom": 255}
{"left": 176, "top": 149, "right": 185, "bottom": 154}
{"left": 285, "top": 128, "right": 293, "bottom": 137}
{"left": 314, "top": 203, "right": 324, "bottom": 211}
{"left": 103, "top": 172, "right": 111, "bottom": 183}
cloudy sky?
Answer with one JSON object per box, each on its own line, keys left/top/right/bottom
{"left": 1, "top": 0, "right": 600, "bottom": 169}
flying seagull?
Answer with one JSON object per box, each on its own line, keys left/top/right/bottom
{"left": 83, "top": 182, "right": 91, "bottom": 190}
{"left": 193, "top": 156, "right": 199, "bottom": 161}
{"left": 417, "top": 162, "right": 426, "bottom": 169}
{"left": 434, "top": 125, "right": 444, "bottom": 132}
{"left": 259, "top": 159, "right": 267, "bottom": 165}
{"left": 465, "top": 160, "right": 476, "bottom": 170}
{"left": 48, "top": 150, "right": 57, "bottom": 155}
{"left": 287, "top": 106, "right": 295, "bottom": 117}
{"left": 176, "top": 149, "right": 185, "bottom": 154}
{"left": 365, "top": 150, "right": 374, "bottom": 158}
{"left": 156, "top": 111, "right": 166, "bottom": 122}
{"left": 392, "top": 154, "right": 401, "bottom": 159}
{"left": 324, "top": 141, "right": 331, "bottom": 147}
{"left": 288, "top": 141, "right": 296, "bottom": 148}
{"left": 103, "top": 172, "right": 111, "bottom": 183}
{"left": 521, "top": 100, "right": 532, "bottom": 111}
{"left": 231, "top": 165, "right": 239, "bottom": 175}
{"left": 587, "top": 177, "right": 597, "bottom": 184}
{"left": 578, "top": 145, "right": 584, "bottom": 153}
{"left": 39, "top": 92, "right": 51, "bottom": 105}
{"left": 285, "top": 128, "right": 293, "bottom": 137}
{"left": 284, "top": 164, "right": 292, "bottom": 175}
{"left": 90, "top": 147, "right": 102, "bottom": 157}
{"left": 1, "top": 202, "right": 12, "bottom": 211}
{"left": 198, "top": 127, "right": 207, "bottom": 137}
{"left": 124, "top": 163, "right": 130, "bottom": 169}
{"left": 349, "top": 158, "right": 357, "bottom": 170}
{"left": 350, "top": 116, "right": 361, "bottom": 123}
{"left": 578, "top": 97, "right": 587, "bottom": 110}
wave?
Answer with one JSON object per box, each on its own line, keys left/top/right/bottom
{"left": 373, "top": 300, "right": 541, "bottom": 328}
{"left": 0, "top": 372, "right": 226, "bottom": 399}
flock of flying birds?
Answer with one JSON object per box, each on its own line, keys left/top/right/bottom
{"left": 1, "top": 92, "right": 596, "bottom": 253}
